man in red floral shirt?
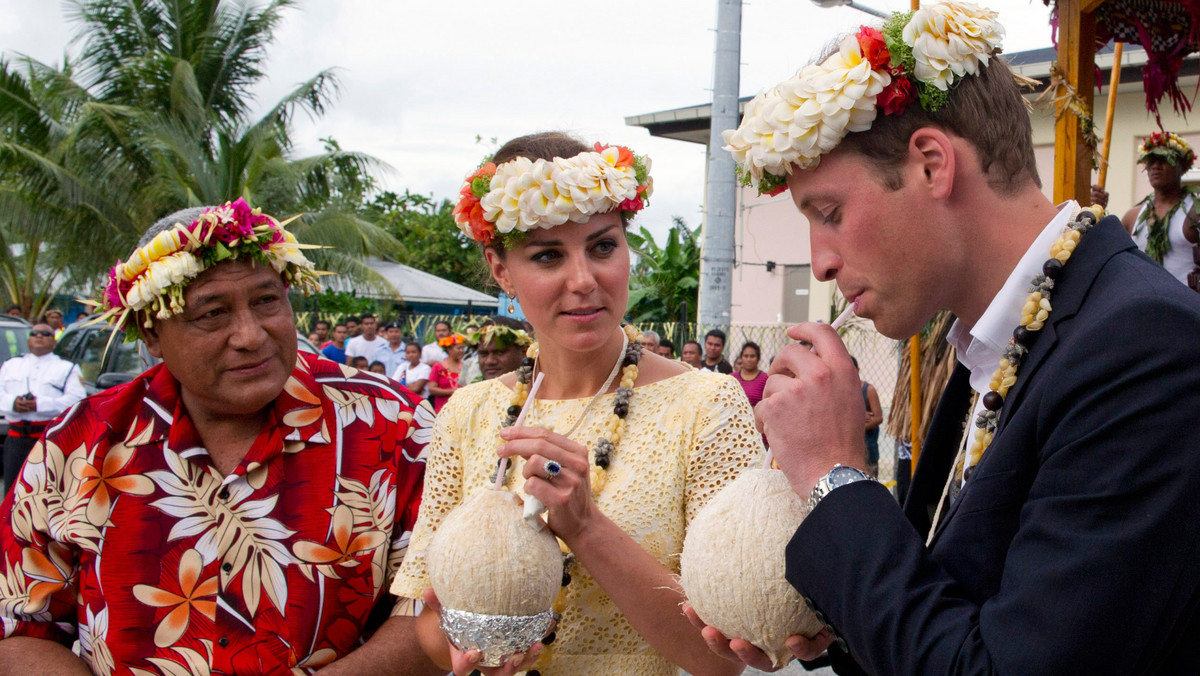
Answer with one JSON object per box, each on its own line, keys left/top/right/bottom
{"left": 0, "top": 201, "right": 433, "bottom": 674}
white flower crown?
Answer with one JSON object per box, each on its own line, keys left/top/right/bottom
{"left": 723, "top": 0, "right": 1004, "bottom": 194}
{"left": 453, "top": 143, "right": 653, "bottom": 247}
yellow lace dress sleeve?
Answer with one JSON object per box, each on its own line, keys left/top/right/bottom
{"left": 683, "top": 373, "right": 765, "bottom": 525}
{"left": 390, "top": 371, "right": 764, "bottom": 675}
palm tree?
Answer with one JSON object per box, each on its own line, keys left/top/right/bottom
{"left": 142, "top": 79, "right": 404, "bottom": 293}
{"left": 0, "top": 56, "right": 157, "bottom": 316}
{"left": 68, "top": 0, "right": 297, "bottom": 128}
{"left": 0, "top": 0, "right": 404, "bottom": 307}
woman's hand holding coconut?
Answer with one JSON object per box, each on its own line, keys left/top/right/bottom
{"left": 497, "top": 425, "right": 598, "bottom": 541}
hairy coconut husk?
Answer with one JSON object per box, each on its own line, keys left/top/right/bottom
{"left": 428, "top": 489, "right": 563, "bottom": 616}
{"left": 680, "top": 469, "right": 823, "bottom": 668}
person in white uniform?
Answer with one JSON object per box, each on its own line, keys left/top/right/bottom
{"left": 0, "top": 323, "right": 85, "bottom": 494}
{"left": 1120, "top": 132, "right": 1200, "bottom": 288}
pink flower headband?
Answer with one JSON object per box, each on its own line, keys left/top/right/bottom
{"left": 96, "top": 198, "right": 323, "bottom": 341}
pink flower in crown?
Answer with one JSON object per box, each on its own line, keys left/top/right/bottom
{"left": 212, "top": 199, "right": 257, "bottom": 244}
{"left": 230, "top": 197, "right": 254, "bottom": 221}
{"left": 186, "top": 218, "right": 208, "bottom": 243}
{"left": 103, "top": 263, "right": 126, "bottom": 310}
{"left": 212, "top": 224, "right": 241, "bottom": 245}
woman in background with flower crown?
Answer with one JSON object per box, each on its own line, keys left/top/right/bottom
{"left": 388, "top": 132, "right": 761, "bottom": 676}
{"left": 427, "top": 333, "right": 465, "bottom": 413}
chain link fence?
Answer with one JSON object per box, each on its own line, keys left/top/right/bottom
{"left": 664, "top": 320, "right": 906, "bottom": 499}
{"left": 295, "top": 310, "right": 910, "bottom": 498}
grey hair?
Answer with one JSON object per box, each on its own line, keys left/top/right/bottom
{"left": 642, "top": 329, "right": 660, "bottom": 344}
{"left": 136, "top": 206, "right": 211, "bottom": 249}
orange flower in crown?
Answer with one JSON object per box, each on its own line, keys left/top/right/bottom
{"left": 451, "top": 161, "right": 499, "bottom": 245}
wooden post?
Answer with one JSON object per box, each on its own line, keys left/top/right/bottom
{"left": 905, "top": 0, "right": 922, "bottom": 477}
{"left": 1053, "top": 0, "right": 1098, "bottom": 203}
{"left": 1098, "top": 42, "right": 1123, "bottom": 189}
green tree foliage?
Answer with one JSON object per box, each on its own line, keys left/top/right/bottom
{"left": 367, "top": 190, "right": 489, "bottom": 293}
{"left": 626, "top": 217, "right": 700, "bottom": 324}
{"left": 0, "top": 0, "right": 402, "bottom": 314}
{"left": 0, "top": 55, "right": 150, "bottom": 317}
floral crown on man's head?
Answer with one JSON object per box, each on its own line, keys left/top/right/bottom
{"left": 96, "top": 198, "right": 323, "bottom": 342}
{"left": 466, "top": 324, "right": 532, "bottom": 350}
{"left": 1138, "top": 132, "right": 1195, "bottom": 173}
{"left": 723, "top": 0, "right": 1005, "bottom": 196}
{"left": 452, "top": 143, "right": 653, "bottom": 247}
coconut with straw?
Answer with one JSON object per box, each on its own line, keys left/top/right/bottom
{"left": 680, "top": 468, "right": 823, "bottom": 668}
{"left": 425, "top": 373, "right": 563, "bottom": 666}
{"left": 680, "top": 308, "right": 854, "bottom": 667}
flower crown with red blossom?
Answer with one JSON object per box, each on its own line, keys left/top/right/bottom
{"left": 1138, "top": 131, "right": 1195, "bottom": 173}
{"left": 723, "top": 0, "right": 1005, "bottom": 196}
{"left": 437, "top": 333, "right": 468, "bottom": 347}
{"left": 96, "top": 198, "right": 324, "bottom": 341}
{"left": 452, "top": 143, "right": 654, "bottom": 247}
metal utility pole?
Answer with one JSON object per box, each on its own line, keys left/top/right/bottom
{"left": 698, "top": 0, "right": 741, "bottom": 329}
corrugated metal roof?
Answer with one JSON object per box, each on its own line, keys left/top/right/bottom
{"left": 325, "top": 257, "right": 498, "bottom": 307}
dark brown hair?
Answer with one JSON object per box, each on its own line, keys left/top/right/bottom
{"left": 491, "top": 131, "right": 589, "bottom": 166}
{"left": 837, "top": 56, "right": 1040, "bottom": 195}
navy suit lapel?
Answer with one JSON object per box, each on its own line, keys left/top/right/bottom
{"left": 928, "top": 215, "right": 1133, "bottom": 544}
{"left": 904, "top": 362, "right": 972, "bottom": 538}
{"left": 996, "top": 215, "right": 1134, "bottom": 430}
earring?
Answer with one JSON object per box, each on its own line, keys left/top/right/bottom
{"left": 507, "top": 294, "right": 517, "bottom": 314}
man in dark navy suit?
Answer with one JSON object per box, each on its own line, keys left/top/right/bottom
{"left": 692, "top": 3, "right": 1200, "bottom": 674}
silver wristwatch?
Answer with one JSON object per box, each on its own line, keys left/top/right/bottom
{"left": 807, "top": 464, "right": 875, "bottom": 511}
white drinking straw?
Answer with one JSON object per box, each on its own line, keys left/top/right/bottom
{"left": 763, "top": 305, "right": 857, "bottom": 470}
{"left": 493, "top": 371, "right": 545, "bottom": 490}
{"left": 830, "top": 304, "right": 855, "bottom": 330}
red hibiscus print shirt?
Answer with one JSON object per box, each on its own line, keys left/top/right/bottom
{"left": 0, "top": 353, "right": 431, "bottom": 674}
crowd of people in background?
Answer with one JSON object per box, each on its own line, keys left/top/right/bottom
{"left": 303, "top": 313, "right": 887, "bottom": 462}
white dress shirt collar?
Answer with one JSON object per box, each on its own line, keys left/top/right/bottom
{"left": 948, "top": 201, "right": 1079, "bottom": 395}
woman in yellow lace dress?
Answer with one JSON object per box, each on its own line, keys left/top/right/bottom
{"left": 388, "top": 132, "right": 763, "bottom": 676}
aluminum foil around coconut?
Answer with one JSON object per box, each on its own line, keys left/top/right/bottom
{"left": 427, "top": 488, "right": 562, "bottom": 666}
{"left": 680, "top": 468, "right": 824, "bottom": 668}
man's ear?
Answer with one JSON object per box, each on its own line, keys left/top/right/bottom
{"left": 908, "top": 127, "right": 956, "bottom": 201}
{"left": 140, "top": 315, "right": 164, "bottom": 359}
{"left": 483, "top": 248, "right": 515, "bottom": 298}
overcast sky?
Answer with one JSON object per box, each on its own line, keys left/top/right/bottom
{"left": 0, "top": 0, "right": 1054, "bottom": 241}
